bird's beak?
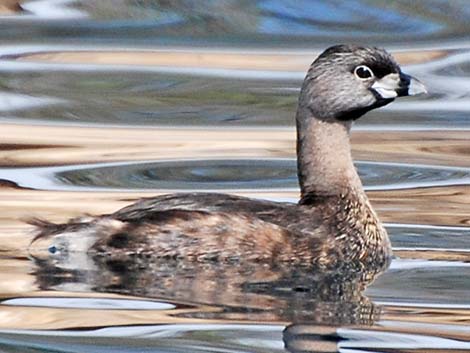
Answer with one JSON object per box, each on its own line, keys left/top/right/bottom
{"left": 371, "top": 72, "right": 427, "bottom": 99}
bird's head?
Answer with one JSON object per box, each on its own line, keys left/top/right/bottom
{"left": 299, "top": 45, "right": 427, "bottom": 121}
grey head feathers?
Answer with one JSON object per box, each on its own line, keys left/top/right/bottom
{"left": 298, "top": 44, "right": 425, "bottom": 122}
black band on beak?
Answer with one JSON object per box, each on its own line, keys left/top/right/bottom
{"left": 397, "top": 72, "right": 427, "bottom": 97}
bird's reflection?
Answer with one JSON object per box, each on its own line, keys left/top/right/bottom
{"left": 32, "top": 249, "right": 385, "bottom": 317}
{"left": 31, "top": 251, "right": 387, "bottom": 352}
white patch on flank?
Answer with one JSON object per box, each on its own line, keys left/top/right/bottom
{"left": 53, "top": 218, "right": 124, "bottom": 253}
{"left": 47, "top": 219, "right": 125, "bottom": 271}
{"left": 96, "top": 218, "right": 126, "bottom": 231}
{"left": 54, "top": 231, "right": 98, "bottom": 253}
{"left": 48, "top": 230, "right": 98, "bottom": 271}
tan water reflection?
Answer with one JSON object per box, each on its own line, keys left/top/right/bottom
{"left": 0, "top": 290, "right": 231, "bottom": 330}
{"left": 3, "top": 124, "right": 470, "bottom": 168}
{"left": 8, "top": 48, "right": 445, "bottom": 70}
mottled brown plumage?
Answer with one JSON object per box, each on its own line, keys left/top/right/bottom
{"left": 28, "top": 44, "right": 426, "bottom": 270}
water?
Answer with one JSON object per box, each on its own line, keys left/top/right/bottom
{"left": 0, "top": 0, "right": 470, "bottom": 352}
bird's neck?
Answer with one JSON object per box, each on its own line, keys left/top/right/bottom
{"left": 296, "top": 108, "right": 364, "bottom": 202}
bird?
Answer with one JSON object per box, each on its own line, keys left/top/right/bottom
{"left": 29, "top": 45, "right": 426, "bottom": 270}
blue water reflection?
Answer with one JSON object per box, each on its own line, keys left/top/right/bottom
{"left": 259, "top": 0, "right": 442, "bottom": 36}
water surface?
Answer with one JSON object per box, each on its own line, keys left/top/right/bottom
{"left": 0, "top": 1, "right": 470, "bottom": 352}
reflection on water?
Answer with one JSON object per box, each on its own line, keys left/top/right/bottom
{"left": 31, "top": 256, "right": 383, "bottom": 322}
{"left": 1, "top": 0, "right": 470, "bottom": 352}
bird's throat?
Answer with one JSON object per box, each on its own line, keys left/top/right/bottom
{"left": 296, "top": 110, "right": 364, "bottom": 201}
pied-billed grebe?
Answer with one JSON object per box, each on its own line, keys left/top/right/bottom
{"left": 30, "top": 45, "right": 426, "bottom": 269}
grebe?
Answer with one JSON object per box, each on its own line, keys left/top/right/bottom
{"left": 30, "top": 45, "right": 426, "bottom": 269}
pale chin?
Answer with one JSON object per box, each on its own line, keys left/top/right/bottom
{"left": 372, "top": 87, "right": 398, "bottom": 99}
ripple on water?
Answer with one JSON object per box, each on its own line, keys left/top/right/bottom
{"left": 0, "top": 325, "right": 285, "bottom": 353}
{"left": 0, "top": 322, "right": 469, "bottom": 352}
{"left": 388, "top": 223, "right": 470, "bottom": 250}
{"left": 1, "top": 158, "right": 470, "bottom": 192}
{"left": 51, "top": 159, "right": 470, "bottom": 191}
{"left": 0, "top": 297, "right": 174, "bottom": 310}
{"left": 369, "top": 259, "right": 470, "bottom": 306}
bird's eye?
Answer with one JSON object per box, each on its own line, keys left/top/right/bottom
{"left": 354, "top": 65, "right": 374, "bottom": 80}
